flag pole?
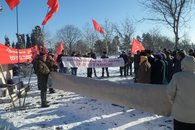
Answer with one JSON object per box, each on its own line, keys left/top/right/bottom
{"left": 41, "top": 8, "right": 50, "bottom": 50}
{"left": 103, "top": 33, "right": 109, "bottom": 54}
{"left": 16, "top": 5, "right": 19, "bottom": 64}
{"left": 16, "top": 5, "right": 21, "bottom": 107}
{"left": 42, "top": 8, "right": 50, "bottom": 32}
{"left": 16, "top": 6, "right": 19, "bottom": 35}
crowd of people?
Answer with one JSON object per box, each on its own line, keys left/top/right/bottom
{"left": 32, "top": 48, "right": 195, "bottom": 100}
{"left": 32, "top": 49, "right": 112, "bottom": 107}
{"left": 134, "top": 49, "right": 195, "bottom": 84}
{"left": 31, "top": 47, "right": 195, "bottom": 130}
{"left": 131, "top": 48, "right": 195, "bottom": 130}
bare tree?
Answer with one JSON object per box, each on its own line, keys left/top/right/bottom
{"left": 94, "top": 40, "right": 105, "bottom": 55}
{"left": 43, "top": 29, "right": 53, "bottom": 49}
{"left": 82, "top": 23, "right": 99, "bottom": 50}
{"left": 142, "top": 28, "right": 161, "bottom": 50}
{"left": 141, "top": 0, "right": 192, "bottom": 49}
{"left": 56, "top": 25, "right": 81, "bottom": 54}
{"left": 110, "top": 36, "right": 120, "bottom": 54}
{"left": 113, "top": 18, "right": 135, "bottom": 51}
{"left": 102, "top": 19, "right": 115, "bottom": 54}
{"left": 142, "top": 31, "right": 175, "bottom": 51}
{"left": 73, "top": 40, "right": 89, "bottom": 54}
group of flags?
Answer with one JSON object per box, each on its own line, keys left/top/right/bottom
{"left": 92, "top": 19, "right": 145, "bottom": 54}
{"left": 5, "top": 0, "right": 59, "bottom": 25}
{"left": 4, "top": 0, "right": 145, "bottom": 55}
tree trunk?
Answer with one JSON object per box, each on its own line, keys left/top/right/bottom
{"left": 69, "top": 43, "right": 72, "bottom": 55}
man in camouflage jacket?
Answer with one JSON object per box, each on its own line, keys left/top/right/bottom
{"left": 37, "top": 53, "right": 50, "bottom": 107}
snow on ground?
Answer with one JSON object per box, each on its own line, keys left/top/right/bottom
{"left": 0, "top": 67, "right": 173, "bottom": 130}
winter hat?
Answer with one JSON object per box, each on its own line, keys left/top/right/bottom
{"left": 176, "top": 51, "right": 185, "bottom": 59}
{"left": 181, "top": 55, "right": 195, "bottom": 72}
{"left": 154, "top": 53, "right": 162, "bottom": 60}
{"left": 160, "top": 53, "right": 167, "bottom": 60}
{"left": 140, "top": 56, "right": 148, "bottom": 64}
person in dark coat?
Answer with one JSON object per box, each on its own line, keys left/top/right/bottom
{"left": 127, "top": 52, "right": 134, "bottom": 76}
{"left": 32, "top": 55, "right": 39, "bottom": 75}
{"left": 101, "top": 51, "right": 109, "bottom": 77}
{"left": 164, "top": 50, "right": 174, "bottom": 83}
{"left": 37, "top": 53, "right": 50, "bottom": 107}
{"left": 57, "top": 50, "right": 67, "bottom": 73}
{"left": 133, "top": 50, "right": 141, "bottom": 82}
{"left": 161, "top": 53, "right": 169, "bottom": 84}
{"left": 119, "top": 51, "right": 128, "bottom": 76}
{"left": 91, "top": 51, "right": 97, "bottom": 77}
{"left": 71, "top": 51, "right": 78, "bottom": 76}
{"left": 188, "top": 49, "right": 194, "bottom": 57}
{"left": 151, "top": 54, "right": 164, "bottom": 84}
{"left": 85, "top": 52, "right": 93, "bottom": 78}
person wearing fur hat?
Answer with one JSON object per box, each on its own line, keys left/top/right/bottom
{"left": 37, "top": 53, "right": 50, "bottom": 107}
{"left": 137, "top": 56, "right": 151, "bottom": 83}
{"left": 167, "top": 56, "right": 195, "bottom": 130}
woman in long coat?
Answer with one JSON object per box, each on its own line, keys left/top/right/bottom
{"left": 167, "top": 56, "right": 195, "bottom": 130}
{"left": 137, "top": 56, "right": 151, "bottom": 83}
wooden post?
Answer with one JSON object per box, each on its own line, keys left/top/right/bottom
{"left": 0, "top": 65, "right": 16, "bottom": 108}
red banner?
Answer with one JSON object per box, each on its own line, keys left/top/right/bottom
{"left": 0, "top": 44, "right": 39, "bottom": 64}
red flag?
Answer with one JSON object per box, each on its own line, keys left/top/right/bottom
{"left": 54, "top": 41, "right": 64, "bottom": 61}
{"left": 31, "top": 44, "right": 40, "bottom": 59}
{"left": 131, "top": 38, "right": 145, "bottom": 54}
{"left": 47, "top": 0, "right": 55, "bottom": 8}
{"left": 92, "top": 19, "right": 104, "bottom": 33}
{"left": 42, "top": 11, "right": 54, "bottom": 25}
{"left": 42, "top": 0, "right": 59, "bottom": 25}
{"left": 5, "top": 0, "right": 20, "bottom": 10}
{"left": 47, "top": 0, "right": 59, "bottom": 10}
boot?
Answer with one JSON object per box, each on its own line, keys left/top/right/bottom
{"left": 49, "top": 88, "right": 55, "bottom": 94}
{"left": 41, "top": 101, "right": 50, "bottom": 108}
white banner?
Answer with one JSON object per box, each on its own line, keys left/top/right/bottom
{"left": 62, "top": 56, "right": 124, "bottom": 68}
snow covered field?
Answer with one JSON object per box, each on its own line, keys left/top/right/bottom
{"left": 0, "top": 67, "right": 173, "bottom": 130}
